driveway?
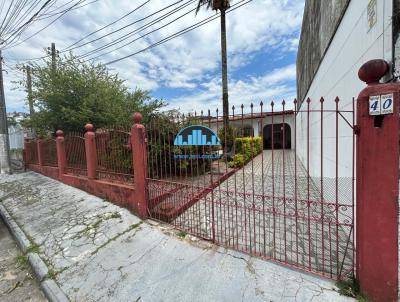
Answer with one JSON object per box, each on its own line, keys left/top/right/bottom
{"left": 174, "top": 150, "right": 354, "bottom": 278}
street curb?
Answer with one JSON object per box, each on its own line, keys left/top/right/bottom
{"left": 28, "top": 252, "right": 49, "bottom": 282}
{"left": 0, "top": 203, "right": 30, "bottom": 253}
{"left": 0, "top": 201, "right": 70, "bottom": 302}
{"left": 41, "top": 280, "right": 69, "bottom": 302}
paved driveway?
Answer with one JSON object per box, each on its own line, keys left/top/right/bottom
{"left": 175, "top": 150, "right": 354, "bottom": 278}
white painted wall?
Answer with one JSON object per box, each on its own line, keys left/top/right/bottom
{"left": 298, "top": 0, "right": 393, "bottom": 178}
{"left": 8, "top": 125, "right": 24, "bottom": 150}
{"left": 210, "top": 114, "right": 295, "bottom": 148}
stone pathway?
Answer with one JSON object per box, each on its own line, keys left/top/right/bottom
{"left": 174, "top": 150, "right": 354, "bottom": 278}
{"left": 0, "top": 218, "right": 47, "bottom": 302}
{"left": 0, "top": 171, "right": 353, "bottom": 301}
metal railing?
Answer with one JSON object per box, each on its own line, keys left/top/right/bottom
{"left": 145, "top": 98, "right": 355, "bottom": 280}
{"left": 95, "top": 126, "right": 133, "bottom": 183}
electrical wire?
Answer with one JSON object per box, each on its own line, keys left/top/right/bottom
{"left": 63, "top": 0, "right": 151, "bottom": 49}
{"left": 64, "top": 0, "right": 190, "bottom": 51}
{"left": 77, "top": 0, "right": 197, "bottom": 60}
{"left": 103, "top": 0, "right": 253, "bottom": 65}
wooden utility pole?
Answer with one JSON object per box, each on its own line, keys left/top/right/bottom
{"left": 0, "top": 50, "right": 11, "bottom": 174}
{"left": 26, "top": 66, "right": 34, "bottom": 115}
{"left": 51, "top": 42, "right": 56, "bottom": 72}
{"left": 26, "top": 65, "right": 36, "bottom": 138}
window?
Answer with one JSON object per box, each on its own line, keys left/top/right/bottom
{"left": 239, "top": 126, "right": 254, "bottom": 137}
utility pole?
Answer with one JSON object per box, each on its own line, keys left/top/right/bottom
{"left": 51, "top": 42, "right": 56, "bottom": 72}
{"left": 26, "top": 66, "right": 34, "bottom": 116}
{"left": 0, "top": 50, "right": 11, "bottom": 174}
{"left": 26, "top": 65, "right": 36, "bottom": 138}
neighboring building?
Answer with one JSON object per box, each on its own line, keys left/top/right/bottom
{"left": 8, "top": 124, "right": 24, "bottom": 150}
{"left": 209, "top": 111, "right": 294, "bottom": 150}
{"left": 296, "top": 0, "right": 398, "bottom": 178}
{"left": 7, "top": 111, "right": 28, "bottom": 124}
{"left": 7, "top": 112, "right": 29, "bottom": 150}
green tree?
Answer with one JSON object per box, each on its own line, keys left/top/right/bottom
{"left": 196, "top": 0, "right": 230, "bottom": 130}
{"left": 18, "top": 53, "right": 164, "bottom": 135}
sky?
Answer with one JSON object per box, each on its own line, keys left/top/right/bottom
{"left": 3, "top": 0, "right": 305, "bottom": 114}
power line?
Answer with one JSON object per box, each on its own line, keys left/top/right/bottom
{"left": 9, "top": 0, "right": 193, "bottom": 62}
{"left": 104, "top": 0, "right": 253, "bottom": 65}
{"left": 2, "top": 0, "right": 102, "bottom": 50}
{"left": 77, "top": 0, "right": 198, "bottom": 61}
{"left": 3, "top": 1, "right": 44, "bottom": 37}
{"left": 36, "top": 0, "right": 101, "bottom": 20}
{"left": 64, "top": 0, "right": 151, "bottom": 50}
{"left": 0, "top": 0, "right": 53, "bottom": 47}
{"left": 3, "top": 0, "right": 85, "bottom": 49}
{"left": 64, "top": 0, "right": 191, "bottom": 52}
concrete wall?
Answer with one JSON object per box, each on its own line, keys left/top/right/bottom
{"left": 297, "top": 0, "right": 393, "bottom": 178}
{"left": 8, "top": 125, "right": 24, "bottom": 150}
{"left": 297, "top": 0, "right": 351, "bottom": 105}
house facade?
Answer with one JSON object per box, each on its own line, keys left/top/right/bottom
{"left": 296, "top": 0, "right": 398, "bottom": 178}
{"left": 209, "top": 111, "right": 295, "bottom": 150}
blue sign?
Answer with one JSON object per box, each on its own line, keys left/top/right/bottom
{"left": 174, "top": 125, "right": 221, "bottom": 146}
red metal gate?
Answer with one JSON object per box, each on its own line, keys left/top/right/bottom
{"left": 146, "top": 98, "right": 355, "bottom": 279}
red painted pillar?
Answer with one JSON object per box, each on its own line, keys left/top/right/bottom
{"left": 131, "top": 112, "right": 148, "bottom": 218}
{"left": 84, "top": 124, "right": 97, "bottom": 180}
{"left": 37, "top": 138, "right": 44, "bottom": 166}
{"left": 356, "top": 59, "right": 399, "bottom": 302}
{"left": 56, "top": 130, "right": 67, "bottom": 179}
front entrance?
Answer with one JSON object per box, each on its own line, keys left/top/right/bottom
{"left": 263, "top": 123, "right": 291, "bottom": 149}
{"left": 146, "top": 100, "right": 355, "bottom": 280}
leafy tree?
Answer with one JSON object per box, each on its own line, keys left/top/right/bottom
{"left": 17, "top": 53, "right": 164, "bottom": 135}
{"left": 196, "top": 0, "right": 231, "bottom": 130}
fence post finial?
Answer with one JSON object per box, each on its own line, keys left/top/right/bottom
{"left": 133, "top": 112, "right": 143, "bottom": 124}
{"left": 130, "top": 112, "right": 148, "bottom": 218}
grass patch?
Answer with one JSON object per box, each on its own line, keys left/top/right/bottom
{"left": 336, "top": 275, "right": 368, "bottom": 301}
{"left": 47, "top": 270, "right": 58, "bottom": 279}
{"left": 26, "top": 243, "right": 40, "bottom": 254}
{"left": 15, "top": 243, "right": 42, "bottom": 270}
{"left": 15, "top": 255, "right": 29, "bottom": 269}
{"left": 177, "top": 231, "right": 187, "bottom": 238}
{"left": 90, "top": 221, "right": 143, "bottom": 255}
{"left": 129, "top": 222, "right": 142, "bottom": 230}
{"left": 109, "top": 212, "right": 122, "bottom": 219}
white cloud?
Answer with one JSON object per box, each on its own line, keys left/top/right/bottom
{"left": 168, "top": 64, "right": 297, "bottom": 112}
{"left": 2, "top": 0, "right": 304, "bottom": 112}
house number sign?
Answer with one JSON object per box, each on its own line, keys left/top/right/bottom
{"left": 369, "top": 94, "right": 394, "bottom": 115}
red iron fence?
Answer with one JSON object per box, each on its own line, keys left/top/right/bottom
{"left": 42, "top": 138, "right": 58, "bottom": 167}
{"left": 95, "top": 126, "right": 133, "bottom": 183}
{"left": 65, "top": 132, "right": 87, "bottom": 176}
{"left": 21, "top": 61, "right": 400, "bottom": 299}
{"left": 25, "top": 139, "right": 38, "bottom": 165}
{"left": 23, "top": 99, "right": 355, "bottom": 280}
{"left": 146, "top": 98, "right": 355, "bottom": 279}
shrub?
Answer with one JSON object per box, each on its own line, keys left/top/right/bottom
{"left": 228, "top": 154, "right": 245, "bottom": 168}
{"left": 229, "top": 137, "right": 262, "bottom": 168}
{"left": 218, "top": 125, "right": 237, "bottom": 151}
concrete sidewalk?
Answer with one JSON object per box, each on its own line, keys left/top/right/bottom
{"left": 0, "top": 172, "right": 354, "bottom": 302}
